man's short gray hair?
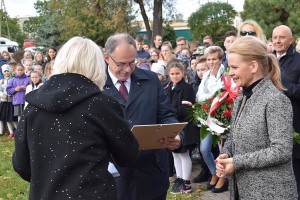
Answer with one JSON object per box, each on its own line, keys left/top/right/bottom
{"left": 105, "top": 33, "right": 136, "bottom": 56}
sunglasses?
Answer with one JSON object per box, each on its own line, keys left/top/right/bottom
{"left": 240, "top": 31, "right": 256, "bottom": 36}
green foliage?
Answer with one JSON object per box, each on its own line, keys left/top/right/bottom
{"left": 23, "top": 17, "right": 40, "bottom": 39}
{"left": 242, "top": 0, "right": 300, "bottom": 39}
{"left": 294, "top": 131, "right": 300, "bottom": 144}
{"left": 23, "top": 0, "right": 137, "bottom": 47}
{"left": 188, "top": 2, "right": 237, "bottom": 45}
{"left": 0, "top": 11, "right": 27, "bottom": 46}
{"left": 200, "top": 124, "right": 209, "bottom": 140}
{"left": 163, "top": 23, "right": 176, "bottom": 48}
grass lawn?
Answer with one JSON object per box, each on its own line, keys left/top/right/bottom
{"left": 0, "top": 135, "right": 203, "bottom": 200}
{"left": 0, "top": 136, "right": 29, "bottom": 200}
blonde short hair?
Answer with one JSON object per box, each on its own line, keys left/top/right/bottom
{"left": 204, "top": 46, "right": 224, "bottom": 60}
{"left": 52, "top": 36, "right": 106, "bottom": 90}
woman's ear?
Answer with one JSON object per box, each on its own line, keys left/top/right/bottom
{"left": 251, "top": 60, "right": 259, "bottom": 74}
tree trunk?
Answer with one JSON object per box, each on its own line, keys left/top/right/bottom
{"left": 134, "top": 0, "right": 152, "bottom": 41}
{"left": 152, "top": 0, "right": 163, "bottom": 46}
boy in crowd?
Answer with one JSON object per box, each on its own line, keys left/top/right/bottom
{"left": 135, "top": 35, "right": 150, "bottom": 59}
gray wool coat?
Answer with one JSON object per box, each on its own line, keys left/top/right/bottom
{"left": 222, "top": 77, "right": 298, "bottom": 200}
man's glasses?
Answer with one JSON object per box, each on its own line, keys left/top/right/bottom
{"left": 109, "top": 55, "right": 135, "bottom": 68}
{"left": 240, "top": 31, "right": 256, "bottom": 36}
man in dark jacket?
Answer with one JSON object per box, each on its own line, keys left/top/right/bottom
{"left": 103, "top": 33, "right": 182, "bottom": 200}
{"left": 273, "top": 25, "right": 300, "bottom": 199}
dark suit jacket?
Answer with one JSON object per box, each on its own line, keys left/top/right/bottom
{"left": 277, "top": 45, "right": 300, "bottom": 158}
{"left": 103, "top": 67, "right": 179, "bottom": 200}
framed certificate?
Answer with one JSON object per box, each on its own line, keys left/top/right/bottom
{"left": 131, "top": 122, "right": 188, "bottom": 150}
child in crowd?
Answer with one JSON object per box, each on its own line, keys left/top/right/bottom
{"left": 34, "top": 51, "right": 45, "bottom": 66}
{"left": 34, "top": 64, "right": 43, "bottom": 75}
{"left": 165, "top": 59, "right": 199, "bottom": 194}
{"left": 43, "top": 60, "right": 54, "bottom": 82}
{"left": 6, "top": 64, "right": 30, "bottom": 123}
{"left": 142, "top": 43, "right": 150, "bottom": 52}
{"left": 151, "top": 62, "right": 168, "bottom": 86}
{"left": 191, "top": 58, "right": 209, "bottom": 93}
{"left": 0, "top": 65, "right": 16, "bottom": 138}
{"left": 8, "top": 59, "right": 17, "bottom": 76}
{"left": 135, "top": 35, "right": 150, "bottom": 59}
{"left": 25, "top": 71, "right": 43, "bottom": 108}
{"left": 136, "top": 58, "right": 150, "bottom": 70}
{"left": 24, "top": 59, "right": 33, "bottom": 76}
{"left": 21, "top": 51, "right": 33, "bottom": 66}
{"left": 2, "top": 51, "right": 12, "bottom": 62}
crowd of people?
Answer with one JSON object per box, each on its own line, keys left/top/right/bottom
{"left": 0, "top": 47, "right": 57, "bottom": 137}
{"left": 0, "top": 18, "right": 299, "bottom": 200}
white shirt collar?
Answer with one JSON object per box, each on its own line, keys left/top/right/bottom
{"left": 108, "top": 66, "right": 131, "bottom": 90}
{"left": 276, "top": 52, "right": 286, "bottom": 58}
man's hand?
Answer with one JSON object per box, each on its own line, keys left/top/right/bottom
{"left": 159, "top": 135, "right": 181, "bottom": 150}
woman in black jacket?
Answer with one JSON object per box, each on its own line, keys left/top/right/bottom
{"left": 12, "top": 36, "right": 139, "bottom": 200}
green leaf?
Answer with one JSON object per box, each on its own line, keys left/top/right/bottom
{"left": 212, "top": 135, "right": 220, "bottom": 147}
{"left": 293, "top": 131, "right": 300, "bottom": 144}
{"left": 200, "top": 125, "right": 209, "bottom": 140}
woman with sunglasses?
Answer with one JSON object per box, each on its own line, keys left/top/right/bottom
{"left": 237, "top": 20, "right": 267, "bottom": 43}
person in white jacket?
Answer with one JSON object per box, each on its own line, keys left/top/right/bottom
{"left": 196, "top": 46, "right": 228, "bottom": 193}
{"left": 24, "top": 71, "right": 43, "bottom": 108}
{"left": 0, "top": 64, "right": 16, "bottom": 137}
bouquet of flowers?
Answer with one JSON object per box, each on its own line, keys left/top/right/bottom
{"left": 192, "top": 75, "right": 240, "bottom": 146}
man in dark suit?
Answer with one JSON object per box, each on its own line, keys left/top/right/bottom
{"left": 103, "top": 33, "right": 182, "bottom": 200}
{"left": 273, "top": 25, "right": 300, "bottom": 199}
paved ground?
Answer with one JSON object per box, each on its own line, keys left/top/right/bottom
{"left": 190, "top": 162, "right": 229, "bottom": 200}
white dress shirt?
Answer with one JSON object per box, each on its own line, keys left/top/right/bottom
{"left": 108, "top": 66, "right": 131, "bottom": 93}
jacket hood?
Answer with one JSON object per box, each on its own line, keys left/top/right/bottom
{"left": 25, "top": 73, "right": 101, "bottom": 113}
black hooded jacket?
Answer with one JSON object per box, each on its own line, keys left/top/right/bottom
{"left": 12, "top": 73, "right": 139, "bottom": 200}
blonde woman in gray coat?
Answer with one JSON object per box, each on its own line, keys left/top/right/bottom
{"left": 216, "top": 36, "right": 298, "bottom": 200}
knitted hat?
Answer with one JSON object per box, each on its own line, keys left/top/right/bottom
{"left": 194, "top": 45, "right": 206, "bottom": 55}
{"left": 151, "top": 62, "right": 165, "bottom": 76}
{"left": 1, "top": 64, "right": 11, "bottom": 74}
{"left": 177, "top": 53, "right": 190, "bottom": 68}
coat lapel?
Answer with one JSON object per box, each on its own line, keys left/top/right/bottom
{"left": 126, "top": 72, "right": 143, "bottom": 107}
{"left": 104, "top": 73, "right": 127, "bottom": 107}
{"left": 104, "top": 68, "right": 149, "bottom": 108}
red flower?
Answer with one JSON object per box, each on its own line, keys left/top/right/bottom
{"left": 225, "top": 97, "right": 234, "bottom": 105}
{"left": 223, "top": 110, "right": 232, "bottom": 117}
{"left": 210, "top": 97, "right": 215, "bottom": 103}
{"left": 211, "top": 111, "right": 217, "bottom": 116}
{"left": 202, "top": 104, "right": 209, "bottom": 110}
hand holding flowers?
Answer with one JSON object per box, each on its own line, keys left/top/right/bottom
{"left": 192, "top": 75, "right": 240, "bottom": 146}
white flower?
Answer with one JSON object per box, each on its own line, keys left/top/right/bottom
{"left": 198, "top": 118, "right": 207, "bottom": 126}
